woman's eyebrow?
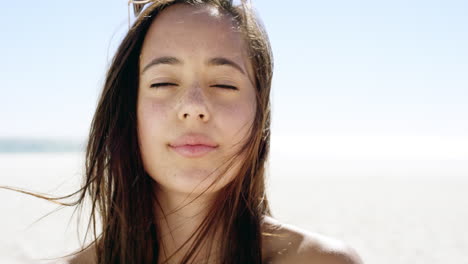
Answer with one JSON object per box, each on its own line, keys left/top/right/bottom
{"left": 207, "top": 57, "right": 246, "bottom": 75}
{"left": 141, "top": 56, "right": 246, "bottom": 75}
{"left": 141, "top": 56, "right": 181, "bottom": 74}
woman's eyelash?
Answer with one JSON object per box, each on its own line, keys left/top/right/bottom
{"left": 211, "top": 84, "right": 238, "bottom": 90}
{"left": 150, "top": 82, "right": 176, "bottom": 88}
{"left": 150, "top": 83, "right": 238, "bottom": 90}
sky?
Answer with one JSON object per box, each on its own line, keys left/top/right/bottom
{"left": 0, "top": 0, "right": 467, "bottom": 160}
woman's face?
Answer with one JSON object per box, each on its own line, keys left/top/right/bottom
{"left": 137, "top": 4, "right": 256, "bottom": 196}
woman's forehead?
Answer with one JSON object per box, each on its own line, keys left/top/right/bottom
{"left": 153, "top": 3, "right": 237, "bottom": 28}
{"left": 139, "top": 3, "right": 254, "bottom": 78}
{"left": 141, "top": 4, "right": 244, "bottom": 57}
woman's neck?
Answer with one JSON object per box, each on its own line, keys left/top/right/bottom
{"left": 154, "top": 187, "right": 222, "bottom": 263}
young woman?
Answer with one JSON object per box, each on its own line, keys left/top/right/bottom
{"left": 6, "top": 0, "right": 363, "bottom": 263}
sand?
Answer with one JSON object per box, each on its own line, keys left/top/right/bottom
{"left": 1, "top": 152, "right": 467, "bottom": 263}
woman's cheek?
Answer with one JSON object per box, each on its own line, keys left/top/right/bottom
{"left": 218, "top": 101, "right": 255, "bottom": 144}
{"left": 138, "top": 97, "right": 171, "bottom": 142}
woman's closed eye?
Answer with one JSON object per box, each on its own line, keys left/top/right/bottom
{"left": 210, "top": 84, "right": 238, "bottom": 90}
{"left": 150, "top": 82, "right": 238, "bottom": 91}
{"left": 150, "top": 82, "right": 177, "bottom": 88}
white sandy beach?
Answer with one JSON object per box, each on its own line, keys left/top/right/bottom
{"left": 1, "top": 152, "right": 467, "bottom": 264}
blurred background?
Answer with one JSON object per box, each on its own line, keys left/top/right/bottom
{"left": 0, "top": 0, "right": 467, "bottom": 263}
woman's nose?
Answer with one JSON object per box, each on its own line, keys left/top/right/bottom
{"left": 177, "top": 84, "right": 210, "bottom": 123}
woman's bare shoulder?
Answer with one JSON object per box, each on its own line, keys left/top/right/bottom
{"left": 261, "top": 216, "right": 363, "bottom": 264}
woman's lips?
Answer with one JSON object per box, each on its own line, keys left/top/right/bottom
{"left": 169, "top": 144, "right": 217, "bottom": 158}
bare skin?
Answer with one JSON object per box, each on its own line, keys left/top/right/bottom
{"left": 260, "top": 216, "right": 364, "bottom": 264}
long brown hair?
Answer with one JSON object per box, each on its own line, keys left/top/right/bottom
{"left": 1, "top": 0, "right": 274, "bottom": 263}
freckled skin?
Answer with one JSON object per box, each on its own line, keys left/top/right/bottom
{"left": 137, "top": 4, "right": 257, "bottom": 195}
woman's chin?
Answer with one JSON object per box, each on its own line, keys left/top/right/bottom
{"left": 152, "top": 168, "right": 224, "bottom": 195}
